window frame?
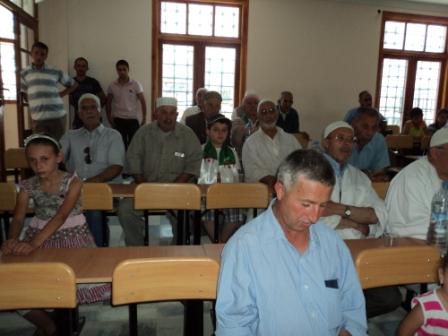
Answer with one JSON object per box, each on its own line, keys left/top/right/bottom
{"left": 376, "top": 11, "right": 448, "bottom": 127}
{"left": 152, "top": 0, "right": 249, "bottom": 114}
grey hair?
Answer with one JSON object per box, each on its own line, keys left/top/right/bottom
{"left": 277, "top": 149, "right": 335, "bottom": 191}
{"left": 78, "top": 93, "right": 101, "bottom": 112}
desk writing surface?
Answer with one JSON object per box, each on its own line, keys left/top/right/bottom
{"left": 203, "top": 238, "right": 428, "bottom": 264}
{"left": 0, "top": 245, "right": 204, "bottom": 284}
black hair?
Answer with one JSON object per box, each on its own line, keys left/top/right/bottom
{"left": 410, "top": 107, "right": 423, "bottom": 118}
{"left": 31, "top": 41, "right": 49, "bottom": 52}
{"left": 206, "top": 116, "right": 232, "bottom": 131}
{"left": 116, "top": 59, "right": 129, "bottom": 69}
{"left": 74, "top": 57, "right": 88, "bottom": 66}
{"left": 25, "top": 134, "right": 60, "bottom": 155}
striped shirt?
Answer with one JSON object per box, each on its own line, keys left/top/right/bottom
{"left": 412, "top": 289, "right": 448, "bottom": 335}
{"left": 21, "top": 63, "right": 73, "bottom": 120}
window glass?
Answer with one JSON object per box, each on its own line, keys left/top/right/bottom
{"left": 162, "top": 44, "right": 194, "bottom": 114}
{"left": 161, "top": 2, "right": 186, "bottom": 34}
{"left": 383, "top": 21, "right": 405, "bottom": 50}
{"left": 215, "top": 6, "right": 239, "bottom": 38}
{"left": 404, "top": 23, "right": 426, "bottom": 51}
{"left": 188, "top": 4, "right": 213, "bottom": 36}
{"left": 379, "top": 58, "right": 408, "bottom": 126}
{"left": 413, "top": 61, "right": 441, "bottom": 125}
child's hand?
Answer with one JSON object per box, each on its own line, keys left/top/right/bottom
{"left": 1, "top": 239, "right": 19, "bottom": 255}
{"left": 11, "top": 242, "right": 36, "bottom": 256}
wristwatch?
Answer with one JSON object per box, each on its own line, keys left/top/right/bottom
{"left": 343, "top": 206, "right": 352, "bottom": 219}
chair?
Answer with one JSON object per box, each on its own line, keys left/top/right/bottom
{"left": 112, "top": 257, "right": 219, "bottom": 336}
{"left": 355, "top": 246, "right": 440, "bottom": 289}
{"left": 385, "top": 125, "right": 400, "bottom": 135}
{"left": 82, "top": 183, "right": 114, "bottom": 246}
{"left": 293, "top": 132, "right": 310, "bottom": 149}
{"left": 206, "top": 183, "right": 269, "bottom": 242}
{"left": 0, "top": 182, "right": 16, "bottom": 244}
{"left": 386, "top": 134, "right": 413, "bottom": 151}
{"left": 0, "top": 262, "right": 77, "bottom": 335}
{"left": 134, "top": 183, "right": 202, "bottom": 245}
{"left": 371, "top": 181, "right": 389, "bottom": 200}
{"left": 421, "top": 134, "right": 431, "bottom": 153}
{"left": 4, "top": 148, "right": 29, "bottom": 183}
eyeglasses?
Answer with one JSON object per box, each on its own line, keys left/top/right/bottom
{"left": 259, "top": 107, "right": 277, "bottom": 115}
{"left": 84, "top": 147, "right": 92, "bottom": 164}
{"left": 329, "top": 135, "right": 356, "bottom": 143}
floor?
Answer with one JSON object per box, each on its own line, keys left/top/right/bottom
{"left": 0, "top": 215, "right": 407, "bottom": 336}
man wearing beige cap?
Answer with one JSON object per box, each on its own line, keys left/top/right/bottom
{"left": 320, "top": 121, "right": 387, "bottom": 240}
{"left": 386, "top": 128, "right": 448, "bottom": 239}
{"left": 321, "top": 121, "right": 400, "bottom": 318}
{"left": 118, "top": 97, "right": 202, "bottom": 245}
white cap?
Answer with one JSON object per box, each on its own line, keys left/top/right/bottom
{"left": 323, "top": 121, "right": 353, "bottom": 138}
{"left": 156, "top": 97, "right": 177, "bottom": 108}
{"left": 430, "top": 128, "right": 448, "bottom": 147}
{"left": 78, "top": 93, "right": 101, "bottom": 112}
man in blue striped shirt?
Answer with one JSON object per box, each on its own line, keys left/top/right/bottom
{"left": 21, "top": 41, "right": 77, "bottom": 140}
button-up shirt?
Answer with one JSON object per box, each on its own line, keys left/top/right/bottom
{"left": 60, "top": 124, "right": 125, "bottom": 183}
{"left": 216, "top": 201, "right": 367, "bottom": 336}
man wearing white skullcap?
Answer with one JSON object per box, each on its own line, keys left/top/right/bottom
{"left": 387, "top": 127, "right": 448, "bottom": 239}
{"left": 118, "top": 96, "right": 202, "bottom": 246}
{"left": 242, "top": 99, "right": 301, "bottom": 190}
{"left": 320, "top": 121, "right": 400, "bottom": 318}
{"left": 60, "top": 93, "right": 125, "bottom": 246}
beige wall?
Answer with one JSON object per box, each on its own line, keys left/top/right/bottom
{"left": 33, "top": 0, "right": 448, "bottom": 141}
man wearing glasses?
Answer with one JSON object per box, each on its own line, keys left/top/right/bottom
{"left": 242, "top": 99, "right": 300, "bottom": 190}
{"left": 320, "top": 121, "right": 400, "bottom": 319}
{"left": 60, "top": 93, "right": 125, "bottom": 246}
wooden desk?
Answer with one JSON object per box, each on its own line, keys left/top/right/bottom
{"left": 109, "top": 184, "right": 136, "bottom": 198}
{"left": 1, "top": 245, "right": 204, "bottom": 284}
{"left": 202, "top": 237, "right": 429, "bottom": 264}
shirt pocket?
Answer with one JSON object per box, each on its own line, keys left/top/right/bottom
{"left": 325, "top": 287, "right": 343, "bottom": 333}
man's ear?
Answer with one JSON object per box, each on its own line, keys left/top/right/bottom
{"left": 274, "top": 181, "right": 285, "bottom": 201}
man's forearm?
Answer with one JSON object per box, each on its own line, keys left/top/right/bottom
{"left": 85, "top": 165, "right": 123, "bottom": 183}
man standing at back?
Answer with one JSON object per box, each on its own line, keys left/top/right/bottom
{"left": 216, "top": 150, "right": 367, "bottom": 335}
{"left": 106, "top": 59, "right": 147, "bottom": 148}
{"left": 276, "top": 91, "right": 300, "bottom": 133}
{"left": 21, "top": 41, "right": 77, "bottom": 140}
{"left": 69, "top": 57, "right": 106, "bottom": 129}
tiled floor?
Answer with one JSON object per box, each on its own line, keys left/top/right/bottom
{"left": 0, "top": 215, "right": 407, "bottom": 336}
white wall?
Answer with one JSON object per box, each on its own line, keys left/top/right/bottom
{"left": 36, "top": 0, "right": 448, "bottom": 140}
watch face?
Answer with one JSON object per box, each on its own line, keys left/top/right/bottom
{"left": 345, "top": 208, "right": 351, "bottom": 217}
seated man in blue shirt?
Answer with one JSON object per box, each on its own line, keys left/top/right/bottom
{"left": 349, "top": 107, "right": 390, "bottom": 181}
{"left": 216, "top": 149, "right": 367, "bottom": 336}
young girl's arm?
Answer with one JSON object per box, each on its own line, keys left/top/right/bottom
{"left": 12, "top": 176, "right": 83, "bottom": 255}
{"left": 1, "top": 189, "right": 29, "bottom": 254}
{"left": 398, "top": 303, "right": 424, "bottom": 336}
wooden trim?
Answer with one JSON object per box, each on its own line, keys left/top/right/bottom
{"left": 152, "top": 0, "right": 248, "bottom": 110}
{"left": 383, "top": 11, "right": 448, "bottom": 26}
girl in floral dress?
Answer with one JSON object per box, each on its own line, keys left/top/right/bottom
{"left": 1, "top": 134, "right": 109, "bottom": 336}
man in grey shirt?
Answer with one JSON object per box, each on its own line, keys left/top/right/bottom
{"left": 118, "top": 97, "right": 202, "bottom": 245}
{"left": 60, "top": 93, "right": 125, "bottom": 246}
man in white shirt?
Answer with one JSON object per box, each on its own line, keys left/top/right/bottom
{"left": 242, "top": 99, "right": 300, "bottom": 190}
{"left": 320, "top": 121, "right": 387, "bottom": 240}
{"left": 386, "top": 128, "right": 448, "bottom": 239}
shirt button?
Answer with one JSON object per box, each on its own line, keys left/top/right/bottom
{"left": 311, "top": 312, "right": 316, "bottom": 318}
{"left": 304, "top": 284, "right": 309, "bottom": 290}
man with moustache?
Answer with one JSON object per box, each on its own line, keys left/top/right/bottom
{"left": 117, "top": 97, "right": 202, "bottom": 246}
{"left": 320, "top": 121, "right": 400, "bottom": 319}
{"left": 242, "top": 99, "right": 300, "bottom": 190}
{"left": 216, "top": 150, "right": 367, "bottom": 335}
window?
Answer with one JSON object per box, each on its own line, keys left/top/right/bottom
{"left": 0, "top": 4, "right": 16, "bottom": 100}
{"left": 377, "top": 12, "right": 448, "bottom": 127}
{"left": 153, "top": 0, "right": 248, "bottom": 119}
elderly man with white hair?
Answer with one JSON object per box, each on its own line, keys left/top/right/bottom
{"left": 386, "top": 127, "right": 448, "bottom": 239}
{"left": 242, "top": 99, "right": 300, "bottom": 190}
{"left": 60, "top": 93, "right": 125, "bottom": 246}
{"left": 180, "top": 87, "right": 207, "bottom": 123}
{"left": 118, "top": 97, "right": 202, "bottom": 246}
{"left": 320, "top": 121, "right": 387, "bottom": 240}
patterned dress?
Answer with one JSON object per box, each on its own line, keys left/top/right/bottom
{"left": 412, "top": 289, "right": 448, "bottom": 335}
{"left": 20, "top": 172, "right": 110, "bottom": 303}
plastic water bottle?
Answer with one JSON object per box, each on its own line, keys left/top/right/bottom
{"left": 427, "top": 181, "right": 448, "bottom": 253}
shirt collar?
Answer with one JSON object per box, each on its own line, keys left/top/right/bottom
{"left": 81, "top": 123, "right": 104, "bottom": 135}
{"left": 31, "top": 63, "right": 47, "bottom": 70}
{"left": 323, "top": 153, "right": 346, "bottom": 179}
